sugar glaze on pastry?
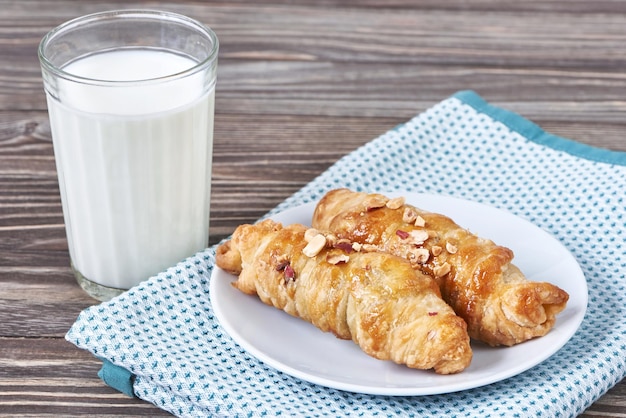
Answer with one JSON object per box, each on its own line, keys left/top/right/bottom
{"left": 216, "top": 219, "right": 472, "bottom": 374}
{"left": 312, "top": 188, "right": 569, "bottom": 347}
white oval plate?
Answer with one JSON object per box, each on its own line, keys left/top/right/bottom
{"left": 210, "top": 192, "right": 587, "bottom": 396}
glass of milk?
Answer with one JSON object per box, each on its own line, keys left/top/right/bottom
{"left": 38, "top": 10, "right": 218, "bottom": 301}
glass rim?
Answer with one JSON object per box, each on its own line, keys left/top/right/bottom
{"left": 38, "top": 9, "right": 219, "bottom": 87}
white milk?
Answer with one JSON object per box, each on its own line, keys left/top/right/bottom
{"left": 47, "top": 49, "right": 214, "bottom": 289}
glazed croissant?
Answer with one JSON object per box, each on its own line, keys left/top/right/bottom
{"left": 312, "top": 188, "right": 569, "bottom": 347}
{"left": 215, "top": 218, "right": 472, "bottom": 374}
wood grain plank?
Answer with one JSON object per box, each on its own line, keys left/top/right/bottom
{"left": 6, "top": 0, "right": 626, "bottom": 13}
{"left": 1, "top": 1, "right": 625, "bottom": 416}
{"left": 4, "top": 3, "right": 626, "bottom": 111}
{"left": 0, "top": 338, "right": 170, "bottom": 416}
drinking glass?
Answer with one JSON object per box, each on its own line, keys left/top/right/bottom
{"left": 38, "top": 10, "right": 218, "bottom": 301}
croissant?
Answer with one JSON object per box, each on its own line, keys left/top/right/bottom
{"left": 311, "top": 188, "right": 569, "bottom": 347}
{"left": 215, "top": 218, "right": 472, "bottom": 374}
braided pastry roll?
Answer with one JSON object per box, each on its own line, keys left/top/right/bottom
{"left": 215, "top": 218, "right": 472, "bottom": 374}
{"left": 311, "top": 188, "right": 569, "bottom": 347}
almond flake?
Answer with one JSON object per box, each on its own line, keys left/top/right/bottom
{"left": 334, "top": 239, "right": 354, "bottom": 253}
{"left": 433, "top": 262, "right": 451, "bottom": 278}
{"left": 302, "top": 234, "right": 326, "bottom": 257}
{"left": 407, "top": 248, "right": 430, "bottom": 264}
{"left": 362, "top": 244, "right": 379, "bottom": 252}
{"left": 325, "top": 233, "right": 338, "bottom": 247}
{"left": 396, "top": 229, "right": 410, "bottom": 239}
{"left": 402, "top": 207, "right": 418, "bottom": 224}
{"left": 409, "top": 229, "right": 429, "bottom": 245}
{"left": 304, "top": 228, "right": 320, "bottom": 242}
{"left": 327, "top": 253, "right": 350, "bottom": 265}
{"left": 284, "top": 264, "right": 295, "bottom": 282}
{"left": 431, "top": 245, "right": 443, "bottom": 256}
{"left": 414, "top": 215, "right": 426, "bottom": 227}
{"left": 364, "top": 195, "right": 388, "bottom": 211}
{"left": 446, "top": 242, "right": 458, "bottom": 254}
{"left": 352, "top": 242, "right": 362, "bottom": 252}
{"left": 386, "top": 196, "right": 405, "bottom": 210}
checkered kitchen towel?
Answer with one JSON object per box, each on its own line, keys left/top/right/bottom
{"left": 66, "top": 91, "right": 626, "bottom": 417}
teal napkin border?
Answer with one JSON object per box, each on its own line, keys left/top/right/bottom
{"left": 454, "top": 90, "right": 626, "bottom": 166}
{"left": 98, "top": 359, "right": 135, "bottom": 398}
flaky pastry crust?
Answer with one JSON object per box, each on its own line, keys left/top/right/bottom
{"left": 216, "top": 219, "right": 472, "bottom": 374}
{"left": 312, "top": 188, "right": 569, "bottom": 347}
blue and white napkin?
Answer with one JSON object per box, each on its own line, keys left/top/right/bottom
{"left": 66, "top": 91, "right": 626, "bottom": 417}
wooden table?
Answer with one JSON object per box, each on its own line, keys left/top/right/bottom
{"left": 2, "top": 1, "right": 625, "bottom": 416}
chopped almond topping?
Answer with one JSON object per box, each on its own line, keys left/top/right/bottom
{"left": 334, "top": 239, "right": 354, "bottom": 253}
{"left": 276, "top": 259, "right": 289, "bottom": 271}
{"left": 361, "top": 244, "right": 379, "bottom": 252}
{"left": 402, "top": 207, "right": 418, "bottom": 224}
{"left": 446, "top": 242, "right": 458, "bottom": 254}
{"left": 327, "top": 253, "right": 350, "bottom": 265}
{"left": 284, "top": 264, "right": 295, "bottom": 282}
{"left": 386, "top": 196, "right": 405, "bottom": 210}
{"left": 325, "top": 233, "right": 338, "bottom": 247}
{"left": 302, "top": 234, "right": 326, "bottom": 257}
{"left": 431, "top": 245, "right": 443, "bottom": 256}
{"left": 409, "top": 230, "right": 429, "bottom": 245}
{"left": 304, "top": 228, "right": 320, "bottom": 242}
{"left": 407, "top": 248, "right": 430, "bottom": 264}
{"left": 364, "top": 195, "right": 388, "bottom": 211}
{"left": 433, "top": 262, "right": 451, "bottom": 278}
{"left": 396, "top": 229, "right": 410, "bottom": 239}
{"left": 414, "top": 215, "right": 426, "bottom": 227}
{"left": 351, "top": 242, "right": 362, "bottom": 252}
